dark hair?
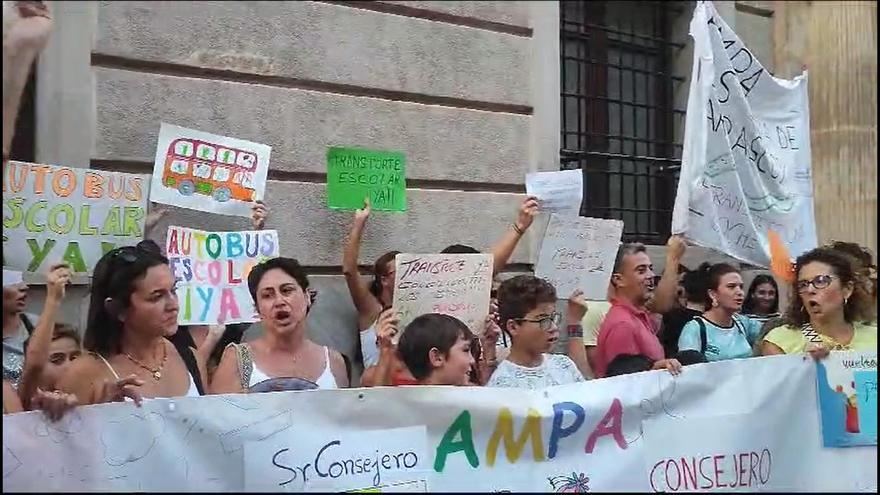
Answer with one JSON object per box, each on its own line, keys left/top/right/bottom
{"left": 785, "top": 246, "right": 873, "bottom": 326}
{"left": 611, "top": 243, "right": 648, "bottom": 286}
{"left": 676, "top": 350, "right": 708, "bottom": 366}
{"left": 605, "top": 354, "right": 654, "bottom": 377}
{"left": 496, "top": 275, "right": 557, "bottom": 335}
{"left": 743, "top": 274, "right": 780, "bottom": 314}
{"left": 441, "top": 244, "right": 481, "bottom": 254}
{"left": 85, "top": 241, "right": 168, "bottom": 356}
{"left": 397, "top": 313, "right": 473, "bottom": 381}
{"left": 52, "top": 323, "right": 81, "bottom": 346}
{"left": 369, "top": 251, "right": 400, "bottom": 299}
{"left": 828, "top": 241, "right": 877, "bottom": 300}
{"left": 247, "top": 257, "right": 310, "bottom": 303}
{"left": 699, "top": 263, "right": 740, "bottom": 307}
{"left": 681, "top": 262, "right": 710, "bottom": 304}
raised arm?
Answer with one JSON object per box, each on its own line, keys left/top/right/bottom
{"left": 360, "top": 309, "right": 398, "bottom": 387}
{"left": 489, "top": 196, "right": 539, "bottom": 275}
{"left": 19, "top": 262, "right": 69, "bottom": 409}
{"left": 342, "top": 199, "right": 382, "bottom": 328}
{"left": 648, "top": 235, "right": 686, "bottom": 314}
{"left": 564, "top": 290, "right": 591, "bottom": 380}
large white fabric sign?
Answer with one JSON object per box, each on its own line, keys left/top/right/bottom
{"left": 3, "top": 356, "right": 876, "bottom": 492}
{"left": 672, "top": 1, "right": 817, "bottom": 267}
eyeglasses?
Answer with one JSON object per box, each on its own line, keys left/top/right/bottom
{"left": 797, "top": 274, "right": 836, "bottom": 293}
{"left": 516, "top": 312, "right": 561, "bottom": 331}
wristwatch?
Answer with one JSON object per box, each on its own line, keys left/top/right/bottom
{"left": 567, "top": 324, "right": 584, "bottom": 338}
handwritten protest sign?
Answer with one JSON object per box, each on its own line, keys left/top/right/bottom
{"left": 392, "top": 253, "right": 492, "bottom": 342}
{"left": 327, "top": 147, "right": 406, "bottom": 212}
{"left": 2, "top": 161, "right": 148, "bottom": 276}
{"left": 525, "top": 169, "right": 583, "bottom": 215}
{"left": 165, "top": 226, "right": 279, "bottom": 325}
{"left": 151, "top": 123, "right": 271, "bottom": 218}
{"left": 816, "top": 351, "right": 878, "bottom": 447}
{"left": 672, "top": 2, "right": 817, "bottom": 267}
{"left": 2, "top": 269, "right": 22, "bottom": 287}
{"left": 534, "top": 214, "right": 623, "bottom": 300}
{"left": 244, "top": 426, "right": 429, "bottom": 492}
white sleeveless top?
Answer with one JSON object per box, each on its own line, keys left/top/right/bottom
{"left": 248, "top": 346, "right": 338, "bottom": 389}
{"left": 360, "top": 320, "right": 380, "bottom": 367}
{"left": 97, "top": 354, "right": 200, "bottom": 399}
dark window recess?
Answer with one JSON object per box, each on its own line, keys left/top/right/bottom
{"left": 560, "top": 1, "right": 686, "bottom": 245}
{"left": 9, "top": 70, "right": 37, "bottom": 163}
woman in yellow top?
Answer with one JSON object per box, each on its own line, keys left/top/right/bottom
{"left": 761, "top": 246, "right": 877, "bottom": 356}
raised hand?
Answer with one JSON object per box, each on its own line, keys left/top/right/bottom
{"left": 30, "top": 388, "right": 78, "bottom": 422}
{"left": 98, "top": 374, "right": 145, "bottom": 406}
{"left": 666, "top": 234, "right": 687, "bottom": 261}
{"left": 45, "top": 262, "right": 71, "bottom": 301}
{"left": 481, "top": 313, "right": 501, "bottom": 348}
{"left": 251, "top": 200, "right": 269, "bottom": 230}
{"left": 355, "top": 197, "right": 371, "bottom": 225}
{"left": 375, "top": 308, "right": 399, "bottom": 350}
{"left": 567, "top": 289, "right": 588, "bottom": 325}
{"left": 516, "top": 196, "right": 539, "bottom": 232}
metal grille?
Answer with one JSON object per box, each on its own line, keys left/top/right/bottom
{"left": 560, "top": 1, "right": 686, "bottom": 244}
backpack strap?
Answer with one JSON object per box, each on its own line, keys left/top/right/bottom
{"left": 697, "top": 317, "right": 708, "bottom": 355}
{"left": 230, "top": 342, "right": 254, "bottom": 391}
{"left": 19, "top": 314, "right": 34, "bottom": 335}
{"left": 179, "top": 346, "right": 205, "bottom": 396}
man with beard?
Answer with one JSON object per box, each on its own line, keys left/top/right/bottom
{"left": 594, "top": 243, "right": 682, "bottom": 378}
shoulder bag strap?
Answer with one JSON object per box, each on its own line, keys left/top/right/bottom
{"left": 232, "top": 343, "right": 254, "bottom": 391}
{"left": 179, "top": 346, "right": 205, "bottom": 396}
{"left": 698, "top": 317, "right": 708, "bottom": 355}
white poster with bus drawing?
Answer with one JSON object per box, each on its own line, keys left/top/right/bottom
{"left": 535, "top": 214, "right": 623, "bottom": 300}
{"left": 150, "top": 123, "right": 271, "bottom": 218}
{"left": 391, "top": 253, "right": 493, "bottom": 343}
{"left": 671, "top": 2, "right": 817, "bottom": 267}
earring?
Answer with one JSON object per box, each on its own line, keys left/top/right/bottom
{"left": 844, "top": 296, "right": 849, "bottom": 306}
{"left": 711, "top": 298, "right": 718, "bottom": 308}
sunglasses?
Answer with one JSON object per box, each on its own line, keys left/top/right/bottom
{"left": 107, "top": 240, "right": 161, "bottom": 263}
{"left": 515, "top": 312, "right": 561, "bottom": 332}
{"left": 796, "top": 274, "right": 836, "bottom": 293}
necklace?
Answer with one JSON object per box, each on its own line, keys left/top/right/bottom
{"left": 125, "top": 342, "right": 168, "bottom": 381}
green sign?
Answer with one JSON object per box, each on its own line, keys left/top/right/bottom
{"left": 326, "top": 147, "right": 407, "bottom": 211}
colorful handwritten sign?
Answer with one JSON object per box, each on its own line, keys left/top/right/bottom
{"left": 392, "top": 253, "right": 493, "bottom": 342}
{"left": 534, "top": 215, "right": 623, "bottom": 300}
{"left": 165, "top": 226, "right": 279, "bottom": 325}
{"left": 2, "top": 356, "right": 876, "bottom": 492}
{"left": 326, "top": 147, "right": 406, "bottom": 212}
{"left": 151, "top": 123, "right": 271, "bottom": 218}
{"left": 2, "top": 161, "right": 148, "bottom": 276}
{"left": 816, "top": 351, "right": 878, "bottom": 447}
{"left": 525, "top": 169, "right": 583, "bottom": 215}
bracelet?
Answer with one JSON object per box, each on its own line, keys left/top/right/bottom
{"left": 512, "top": 223, "right": 525, "bottom": 236}
{"left": 567, "top": 324, "right": 584, "bottom": 338}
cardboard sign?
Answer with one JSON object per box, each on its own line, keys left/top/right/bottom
{"left": 151, "top": 123, "right": 271, "bottom": 218}
{"left": 165, "top": 226, "right": 279, "bottom": 325}
{"left": 816, "top": 351, "right": 878, "bottom": 447}
{"left": 2, "top": 161, "right": 149, "bottom": 276}
{"left": 392, "top": 253, "right": 493, "bottom": 341}
{"left": 326, "top": 147, "right": 406, "bottom": 211}
{"left": 525, "top": 169, "right": 583, "bottom": 215}
{"left": 534, "top": 214, "right": 623, "bottom": 300}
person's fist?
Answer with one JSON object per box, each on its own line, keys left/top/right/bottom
{"left": 45, "top": 262, "right": 71, "bottom": 300}
{"left": 376, "top": 308, "right": 399, "bottom": 350}
{"left": 251, "top": 200, "right": 269, "bottom": 230}
{"left": 666, "top": 235, "right": 687, "bottom": 260}
{"left": 567, "top": 289, "right": 588, "bottom": 324}
{"left": 355, "top": 197, "right": 372, "bottom": 224}
{"left": 516, "top": 196, "right": 539, "bottom": 232}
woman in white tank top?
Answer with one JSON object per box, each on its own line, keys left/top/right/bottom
{"left": 211, "top": 258, "right": 349, "bottom": 394}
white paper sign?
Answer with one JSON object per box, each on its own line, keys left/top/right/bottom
{"left": 244, "top": 426, "right": 429, "bottom": 492}
{"left": 2, "top": 269, "right": 22, "bottom": 287}
{"left": 671, "top": 2, "right": 817, "bottom": 267}
{"left": 166, "top": 226, "right": 279, "bottom": 325}
{"left": 2, "top": 161, "right": 149, "bottom": 276}
{"left": 535, "top": 214, "right": 623, "bottom": 299}
{"left": 525, "top": 169, "right": 583, "bottom": 215}
{"left": 150, "top": 123, "right": 271, "bottom": 218}
{"left": 392, "top": 253, "right": 493, "bottom": 341}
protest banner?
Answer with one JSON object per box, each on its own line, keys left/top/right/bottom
{"left": 391, "top": 253, "right": 492, "bottom": 342}
{"left": 525, "top": 169, "right": 583, "bottom": 215}
{"left": 151, "top": 123, "right": 271, "bottom": 218}
{"left": 2, "top": 161, "right": 148, "bottom": 276}
{"left": 671, "top": 2, "right": 817, "bottom": 267}
{"left": 326, "top": 147, "right": 406, "bottom": 212}
{"left": 2, "top": 269, "right": 22, "bottom": 287}
{"left": 2, "top": 355, "right": 876, "bottom": 492}
{"left": 534, "top": 215, "right": 623, "bottom": 300}
{"left": 816, "top": 351, "right": 878, "bottom": 447}
{"left": 165, "top": 226, "right": 279, "bottom": 325}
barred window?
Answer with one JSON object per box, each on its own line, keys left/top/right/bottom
{"left": 560, "top": 1, "right": 686, "bottom": 244}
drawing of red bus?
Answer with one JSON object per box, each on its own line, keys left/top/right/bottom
{"left": 162, "top": 138, "right": 259, "bottom": 202}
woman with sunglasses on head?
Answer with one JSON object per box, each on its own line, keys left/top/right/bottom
{"left": 211, "top": 257, "right": 349, "bottom": 393}
{"left": 58, "top": 241, "right": 206, "bottom": 405}
{"left": 761, "top": 246, "right": 877, "bottom": 358}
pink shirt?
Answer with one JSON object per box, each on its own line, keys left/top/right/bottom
{"left": 594, "top": 298, "right": 664, "bottom": 378}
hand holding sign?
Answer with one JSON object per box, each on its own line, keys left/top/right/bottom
{"left": 250, "top": 200, "right": 269, "bottom": 230}
{"left": 354, "top": 197, "right": 371, "bottom": 226}
{"left": 566, "top": 289, "right": 588, "bottom": 325}
{"left": 516, "top": 196, "right": 539, "bottom": 233}
{"left": 376, "top": 308, "right": 399, "bottom": 351}
{"left": 45, "top": 262, "right": 71, "bottom": 300}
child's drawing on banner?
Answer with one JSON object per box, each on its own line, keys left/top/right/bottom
{"left": 151, "top": 123, "right": 271, "bottom": 218}
{"left": 816, "top": 351, "right": 878, "bottom": 447}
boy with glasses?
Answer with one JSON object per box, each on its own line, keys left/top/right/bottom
{"left": 487, "top": 275, "right": 586, "bottom": 389}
